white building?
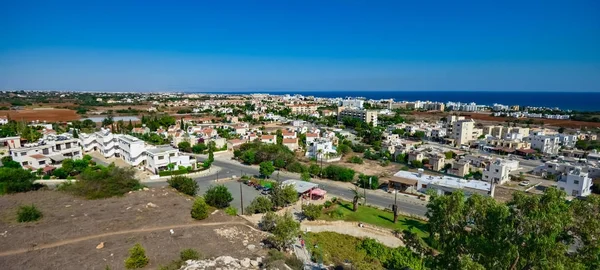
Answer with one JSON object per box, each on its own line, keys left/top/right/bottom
{"left": 527, "top": 134, "right": 561, "bottom": 154}
{"left": 145, "top": 146, "right": 192, "bottom": 174}
{"left": 80, "top": 128, "right": 119, "bottom": 158}
{"left": 483, "top": 158, "right": 520, "bottom": 185}
{"left": 557, "top": 168, "right": 593, "bottom": 197}
{"left": 10, "top": 133, "right": 82, "bottom": 170}
{"left": 306, "top": 138, "right": 337, "bottom": 159}
{"left": 118, "top": 135, "right": 147, "bottom": 166}
{"left": 451, "top": 119, "right": 482, "bottom": 146}
{"left": 0, "top": 116, "right": 8, "bottom": 125}
{"left": 340, "top": 99, "right": 364, "bottom": 109}
{"left": 392, "top": 170, "right": 491, "bottom": 197}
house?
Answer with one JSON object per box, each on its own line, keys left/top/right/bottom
{"left": 145, "top": 146, "right": 192, "bottom": 174}
{"left": 429, "top": 154, "right": 446, "bottom": 171}
{"left": 449, "top": 160, "right": 470, "bottom": 177}
{"left": 132, "top": 126, "right": 150, "bottom": 135}
{"left": 282, "top": 138, "right": 299, "bottom": 151}
{"left": 206, "top": 137, "right": 226, "bottom": 149}
{"left": 10, "top": 133, "right": 82, "bottom": 170}
{"left": 408, "top": 151, "right": 424, "bottom": 163}
{"left": 557, "top": 167, "right": 593, "bottom": 197}
{"left": 80, "top": 128, "right": 119, "bottom": 158}
{"left": 117, "top": 135, "right": 147, "bottom": 166}
{"left": 227, "top": 139, "right": 247, "bottom": 150}
{"left": 234, "top": 125, "right": 248, "bottom": 135}
{"left": 282, "top": 130, "right": 297, "bottom": 139}
{"left": 200, "top": 128, "right": 217, "bottom": 138}
{"left": 306, "top": 138, "right": 337, "bottom": 159}
{"left": 305, "top": 133, "right": 320, "bottom": 145}
{"left": 391, "top": 169, "right": 491, "bottom": 197}
{"left": 261, "top": 135, "right": 276, "bottom": 144}
{"left": 483, "top": 158, "right": 520, "bottom": 185}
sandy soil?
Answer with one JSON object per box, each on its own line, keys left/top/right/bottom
{"left": 0, "top": 109, "right": 80, "bottom": 122}
{"left": 0, "top": 189, "right": 267, "bottom": 270}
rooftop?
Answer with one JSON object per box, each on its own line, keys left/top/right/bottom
{"left": 393, "top": 170, "right": 491, "bottom": 192}
{"left": 146, "top": 146, "right": 178, "bottom": 154}
{"left": 119, "top": 134, "right": 143, "bottom": 144}
{"left": 282, "top": 179, "right": 318, "bottom": 194}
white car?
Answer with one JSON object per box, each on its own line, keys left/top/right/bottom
{"left": 519, "top": 181, "right": 530, "bottom": 186}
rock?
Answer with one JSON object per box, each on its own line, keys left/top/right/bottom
{"left": 96, "top": 242, "right": 104, "bottom": 249}
{"left": 242, "top": 240, "right": 249, "bottom": 246}
{"left": 256, "top": 257, "right": 262, "bottom": 263}
{"left": 250, "top": 260, "right": 259, "bottom": 267}
{"left": 146, "top": 202, "right": 158, "bottom": 208}
{"left": 142, "top": 187, "right": 149, "bottom": 191}
{"left": 240, "top": 258, "right": 251, "bottom": 268}
{"left": 65, "top": 205, "right": 71, "bottom": 208}
{"left": 247, "top": 244, "right": 256, "bottom": 251}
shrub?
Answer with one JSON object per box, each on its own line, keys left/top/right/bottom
{"left": 225, "top": 206, "right": 238, "bottom": 216}
{"left": 349, "top": 156, "right": 364, "bottom": 164}
{"left": 322, "top": 165, "right": 355, "bottom": 182}
{"left": 324, "top": 200, "right": 333, "bottom": 208}
{"left": 124, "top": 243, "right": 149, "bottom": 269}
{"left": 159, "top": 168, "right": 190, "bottom": 177}
{"left": 328, "top": 208, "right": 344, "bottom": 218}
{"left": 245, "top": 196, "right": 273, "bottom": 214}
{"left": 180, "top": 248, "right": 201, "bottom": 261}
{"left": 285, "top": 162, "right": 307, "bottom": 173}
{"left": 191, "top": 197, "right": 209, "bottom": 220}
{"left": 60, "top": 165, "right": 142, "bottom": 199}
{"left": 0, "top": 167, "right": 37, "bottom": 194}
{"left": 17, "top": 204, "right": 42, "bottom": 222}
{"left": 204, "top": 185, "right": 233, "bottom": 208}
{"left": 302, "top": 204, "right": 323, "bottom": 221}
{"left": 308, "top": 164, "right": 321, "bottom": 175}
{"left": 260, "top": 211, "right": 278, "bottom": 232}
{"left": 357, "top": 174, "right": 379, "bottom": 190}
{"left": 167, "top": 176, "right": 198, "bottom": 196}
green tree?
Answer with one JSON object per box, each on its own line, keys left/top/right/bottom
{"left": 301, "top": 171, "right": 311, "bottom": 182}
{"left": 190, "top": 197, "right": 209, "bottom": 220}
{"left": 276, "top": 129, "right": 283, "bottom": 145}
{"left": 0, "top": 167, "right": 36, "bottom": 193}
{"left": 270, "top": 182, "right": 298, "bottom": 208}
{"left": 357, "top": 174, "right": 379, "bottom": 189}
{"left": 570, "top": 195, "right": 600, "bottom": 268}
{"left": 273, "top": 158, "right": 286, "bottom": 169}
{"left": 245, "top": 196, "right": 273, "bottom": 214}
{"left": 1, "top": 156, "right": 22, "bottom": 168}
{"left": 269, "top": 212, "right": 300, "bottom": 250}
{"left": 124, "top": 243, "right": 149, "bottom": 269}
{"left": 351, "top": 187, "right": 364, "bottom": 212}
{"left": 259, "top": 211, "right": 278, "bottom": 232}
{"left": 72, "top": 129, "right": 79, "bottom": 138}
{"left": 177, "top": 141, "right": 192, "bottom": 153}
{"left": 52, "top": 168, "right": 68, "bottom": 178}
{"left": 192, "top": 143, "right": 207, "bottom": 154}
{"left": 410, "top": 160, "right": 423, "bottom": 168}
{"left": 259, "top": 161, "right": 275, "bottom": 179}
{"left": 204, "top": 185, "right": 233, "bottom": 208}
{"left": 302, "top": 204, "right": 323, "bottom": 220}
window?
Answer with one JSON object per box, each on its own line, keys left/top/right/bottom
{"left": 21, "top": 152, "right": 26, "bottom": 156}
{"left": 495, "top": 169, "right": 499, "bottom": 173}
{"left": 158, "top": 156, "right": 165, "bottom": 160}
{"left": 39, "top": 160, "right": 46, "bottom": 165}
{"left": 169, "top": 153, "right": 175, "bottom": 157}
{"left": 560, "top": 187, "right": 565, "bottom": 191}
{"left": 572, "top": 190, "right": 579, "bottom": 196}
{"left": 22, "top": 161, "right": 28, "bottom": 165}
{"left": 574, "top": 180, "right": 579, "bottom": 185}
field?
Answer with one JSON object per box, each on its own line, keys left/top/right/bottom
{"left": 0, "top": 189, "right": 267, "bottom": 270}
{"left": 0, "top": 109, "right": 80, "bottom": 122}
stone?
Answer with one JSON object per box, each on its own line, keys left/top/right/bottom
{"left": 242, "top": 240, "right": 249, "bottom": 246}
{"left": 250, "top": 260, "right": 259, "bottom": 267}
{"left": 96, "top": 242, "right": 104, "bottom": 249}
{"left": 146, "top": 202, "right": 158, "bottom": 208}
{"left": 240, "top": 258, "right": 251, "bottom": 268}
{"left": 247, "top": 244, "right": 256, "bottom": 251}
{"left": 256, "top": 257, "right": 262, "bottom": 263}
{"left": 65, "top": 205, "right": 71, "bottom": 208}
{"left": 142, "top": 187, "right": 149, "bottom": 191}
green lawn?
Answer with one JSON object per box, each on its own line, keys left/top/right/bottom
{"left": 320, "top": 201, "right": 429, "bottom": 238}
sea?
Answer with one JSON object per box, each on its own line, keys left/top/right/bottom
{"left": 196, "top": 91, "right": 600, "bottom": 112}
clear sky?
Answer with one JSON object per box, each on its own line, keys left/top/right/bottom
{"left": 1, "top": 0, "right": 599, "bottom": 92}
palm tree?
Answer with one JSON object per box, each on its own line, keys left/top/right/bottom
{"left": 351, "top": 187, "right": 364, "bottom": 212}
{"left": 317, "top": 149, "right": 324, "bottom": 177}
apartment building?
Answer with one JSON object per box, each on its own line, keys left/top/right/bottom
{"left": 117, "top": 135, "right": 147, "bottom": 166}
{"left": 557, "top": 168, "right": 593, "bottom": 197}
{"left": 451, "top": 119, "right": 482, "bottom": 146}
{"left": 289, "top": 104, "right": 318, "bottom": 115}
{"left": 483, "top": 125, "right": 505, "bottom": 138}
{"left": 525, "top": 133, "right": 575, "bottom": 154}
{"left": 483, "top": 158, "right": 519, "bottom": 185}
{"left": 429, "top": 154, "right": 446, "bottom": 171}
{"left": 337, "top": 107, "right": 378, "bottom": 127}
{"left": 80, "top": 128, "right": 119, "bottom": 158}
{"left": 9, "top": 134, "right": 82, "bottom": 170}
{"left": 305, "top": 138, "right": 337, "bottom": 159}
{"left": 340, "top": 99, "right": 364, "bottom": 109}
{"left": 282, "top": 138, "right": 299, "bottom": 151}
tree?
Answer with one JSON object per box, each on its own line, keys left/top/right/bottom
{"left": 336, "top": 144, "right": 351, "bottom": 156}
{"left": 1, "top": 156, "right": 22, "bottom": 168}
{"left": 410, "top": 160, "right": 423, "bottom": 168}
{"left": 72, "top": 129, "right": 79, "bottom": 138}
{"left": 302, "top": 204, "right": 323, "bottom": 220}
{"left": 192, "top": 143, "right": 207, "bottom": 154}
{"left": 190, "top": 197, "right": 209, "bottom": 220}
{"left": 308, "top": 164, "right": 321, "bottom": 176}
{"left": 349, "top": 156, "right": 364, "bottom": 164}
{"left": 558, "top": 127, "right": 565, "bottom": 134}
{"left": 62, "top": 159, "right": 75, "bottom": 173}
{"left": 0, "top": 167, "right": 37, "bottom": 193}
{"left": 260, "top": 211, "right": 278, "bottom": 232}
{"left": 357, "top": 174, "right": 379, "bottom": 190}
{"left": 246, "top": 196, "right": 273, "bottom": 214}
{"left": 270, "top": 182, "right": 298, "bottom": 208}
{"left": 124, "top": 243, "right": 149, "bottom": 269}
{"left": 259, "top": 161, "right": 275, "bottom": 179}
{"left": 177, "top": 141, "right": 192, "bottom": 153}
{"left": 102, "top": 115, "right": 114, "bottom": 127}
{"left": 276, "top": 129, "right": 283, "bottom": 145}
{"left": 301, "top": 171, "right": 311, "bottom": 182}
{"left": 204, "top": 185, "right": 233, "bottom": 208}
{"left": 52, "top": 168, "right": 68, "bottom": 178}
{"left": 273, "top": 158, "right": 286, "bottom": 169}
{"left": 269, "top": 212, "right": 300, "bottom": 250}
{"left": 351, "top": 187, "right": 364, "bottom": 212}
{"left": 570, "top": 195, "right": 600, "bottom": 269}
{"left": 167, "top": 175, "right": 198, "bottom": 196}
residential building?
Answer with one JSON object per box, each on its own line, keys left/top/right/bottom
{"left": 391, "top": 170, "right": 491, "bottom": 197}
{"left": 340, "top": 99, "right": 364, "bottom": 109}
{"left": 408, "top": 151, "right": 424, "bottom": 162}
{"left": 261, "top": 135, "right": 276, "bottom": 144}
{"left": 282, "top": 138, "right": 299, "bottom": 151}
{"left": 483, "top": 158, "right": 519, "bottom": 185}
{"left": 337, "top": 107, "right": 378, "bottom": 127}
{"left": 449, "top": 159, "right": 470, "bottom": 177}
{"left": 117, "top": 135, "right": 147, "bottom": 166}
{"left": 282, "top": 130, "right": 297, "bottom": 139}
{"left": 80, "top": 128, "right": 119, "bottom": 158}
{"left": 10, "top": 133, "right": 82, "bottom": 170}
{"left": 429, "top": 154, "right": 446, "bottom": 171}
{"left": 290, "top": 104, "right": 318, "bottom": 115}
{"left": 0, "top": 116, "right": 8, "bottom": 125}
{"left": 526, "top": 134, "right": 561, "bottom": 154}
{"left": 557, "top": 168, "right": 593, "bottom": 197}
{"left": 306, "top": 138, "right": 337, "bottom": 159}
{"left": 305, "top": 132, "right": 320, "bottom": 145}
{"left": 451, "top": 119, "right": 482, "bottom": 146}
{"left": 145, "top": 146, "right": 192, "bottom": 174}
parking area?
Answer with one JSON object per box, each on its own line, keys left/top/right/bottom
{"left": 196, "top": 179, "right": 263, "bottom": 213}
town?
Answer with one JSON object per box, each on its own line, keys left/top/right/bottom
{"left": 0, "top": 90, "right": 599, "bottom": 269}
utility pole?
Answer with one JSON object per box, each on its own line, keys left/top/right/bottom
{"left": 216, "top": 171, "right": 219, "bottom": 182}
{"left": 240, "top": 181, "right": 244, "bottom": 215}
{"left": 393, "top": 183, "right": 399, "bottom": 223}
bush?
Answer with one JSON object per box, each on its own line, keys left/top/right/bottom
{"left": 191, "top": 197, "right": 209, "bottom": 220}
{"left": 0, "top": 167, "right": 38, "bottom": 194}
{"left": 349, "top": 156, "right": 364, "bottom": 164}
{"left": 324, "top": 200, "right": 333, "bottom": 208}
{"left": 286, "top": 162, "right": 307, "bottom": 173}
{"left": 124, "top": 243, "right": 149, "bottom": 269}
{"left": 204, "top": 185, "right": 233, "bottom": 208}
{"left": 159, "top": 168, "right": 190, "bottom": 177}
{"left": 180, "top": 248, "right": 201, "bottom": 261}
{"left": 260, "top": 211, "right": 278, "bottom": 232}
{"left": 302, "top": 204, "right": 323, "bottom": 220}
{"left": 308, "top": 164, "right": 321, "bottom": 175}
{"left": 245, "top": 196, "right": 273, "bottom": 214}
{"left": 17, "top": 204, "right": 42, "bottom": 222}
{"left": 270, "top": 182, "right": 299, "bottom": 208}
{"left": 167, "top": 176, "right": 198, "bottom": 196}
{"left": 225, "top": 206, "right": 238, "bottom": 216}
{"left": 322, "top": 165, "right": 355, "bottom": 182}
{"left": 328, "top": 208, "right": 344, "bottom": 218}
{"left": 357, "top": 174, "right": 379, "bottom": 190}
{"left": 60, "top": 165, "right": 142, "bottom": 199}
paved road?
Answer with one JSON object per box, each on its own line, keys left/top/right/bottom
{"left": 187, "top": 154, "right": 428, "bottom": 217}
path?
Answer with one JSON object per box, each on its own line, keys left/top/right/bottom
{"left": 0, "top": 221, "right": 264, "bottom": 257}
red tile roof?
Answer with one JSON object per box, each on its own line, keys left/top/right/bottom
{"left": 29, "top": 154, "right": 46, "bottom": 160}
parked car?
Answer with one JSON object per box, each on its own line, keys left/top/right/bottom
{"left": 261, "top": 188, "right": 271, "bottom": 195}
{"left": 255, "top": 185, "right": 263, "bottom": 190}
{"left": 519, "top": 181, "right": 530, "bottom": 186}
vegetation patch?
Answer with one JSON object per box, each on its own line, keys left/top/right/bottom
{"left": 58, "top": 164, "right": 142, "bottom": 199}
{"left": 17, "top": 204, "right": 43, "bottom": 223}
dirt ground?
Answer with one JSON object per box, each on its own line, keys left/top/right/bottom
{"left": 0, "top": 189, "right": 267, "bottom": 270}
{"left": 330, "top": 154, "right": 402, "bottom": 178}
{"left": 0, "top": 109, "right": 80, "bottom": 122}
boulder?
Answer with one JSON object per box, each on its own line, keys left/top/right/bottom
{"left": 96, "top": 242, "right": 104, "bottom": 249}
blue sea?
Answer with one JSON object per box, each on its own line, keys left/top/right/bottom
{"left": 197, "top": 91, "right": 600, "bottom": 112}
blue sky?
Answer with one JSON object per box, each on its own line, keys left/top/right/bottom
{"left": 1, "top": 0, "right": 599, "bottom": 92}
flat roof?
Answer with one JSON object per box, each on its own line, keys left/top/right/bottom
{"left": 393, "top": 170, "right": 490, "bottom": 192}
{"left": 282, "top": 179, "right": 318, "bottom": 194}
{"left": 119, "top": 134, "right": 142, "bottom": 143}
{"left": 146, "top": 146, "right": 178, "bottom": 154}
